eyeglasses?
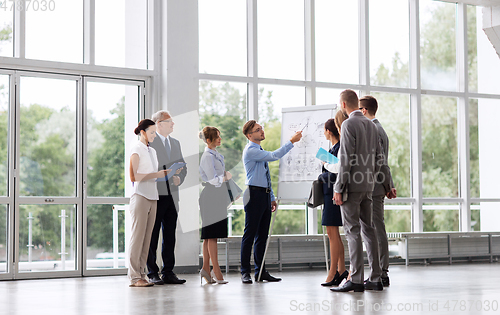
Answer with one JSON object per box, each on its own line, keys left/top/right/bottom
{"left": 249, "top": 126, "right": 264, "bottom": 134}
{"left": 159, "top": 119, "right": 173, "bottom": 124}
{"left": 359, "top": 107, "right": 365, "bottom": 110}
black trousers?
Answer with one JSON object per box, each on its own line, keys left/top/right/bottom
{"left": 146, "top": 194, "right": 178, "bottom": 277}
{"left": 240, "top": 188, "right": 272, "bottom": 275}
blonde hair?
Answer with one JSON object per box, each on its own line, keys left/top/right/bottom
{"left": 334, "top": 110, "right": 349, "bottom": 133}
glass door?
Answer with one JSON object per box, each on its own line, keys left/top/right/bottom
{"left": 14, "top": 73, "right": 81, "bottom": 278}
{"left": 0, "top": 71, "right": 144, "bottom": 280}
{"left": 83, "top": 78, "right": 142, "bottom": 275}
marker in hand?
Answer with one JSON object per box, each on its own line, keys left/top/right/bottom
{"left": 290, "top": 131, "right": 303, "bottom": 144}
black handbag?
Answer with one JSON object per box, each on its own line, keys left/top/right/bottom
{"left": 307, "top": 179, "right": 324, "bottom": 208}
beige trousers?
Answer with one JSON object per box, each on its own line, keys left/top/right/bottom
{"left": 128, "top": 194, "right": 157, "bottom": 285}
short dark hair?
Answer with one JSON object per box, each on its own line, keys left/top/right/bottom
{"left": 134, "top": 119, "right": 155, "bottom": 135}
{"left": 242, "top": 120, "right": 257, "bottom": 136}
{"left": 324, "top": 118, "right": 339, "bottom": 140}
{"left": 199, "top": 126, "right": 220, "bottom": 144}
{"left": 359, "top": 95, "right": 378, "bottom": 115}
{"left": 339, "top": 89, "right": 359, "bottom": 110}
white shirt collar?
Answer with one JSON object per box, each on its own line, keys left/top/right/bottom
{"left": 157, "top": 132, "right": 170, "bottom": 145}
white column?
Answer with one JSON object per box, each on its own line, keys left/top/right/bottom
{"left": 158, "top": 0, "right": 200, "bottom": 270}
{"left": 478, "top": 7, "right": 500, "bottom": 232}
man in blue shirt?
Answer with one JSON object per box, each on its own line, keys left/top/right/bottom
{"left": 240, "top": 120, "right": 302, "bottom": 284}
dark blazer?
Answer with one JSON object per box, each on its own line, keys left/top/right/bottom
{"left": 150, "top": 134, "right": 187, "bottom": 203}
{"left": 372, "top": 118, "right": 394, "bottom": 196}
{"left": 318, "top": 141, "right": 340, "bottom": 195}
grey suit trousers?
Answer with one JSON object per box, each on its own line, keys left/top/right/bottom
{"left": 372, "top": 194, "right": 389, "bottom": 277}
{"left": 340, "top": 191, "right": 382, "bottom": 284}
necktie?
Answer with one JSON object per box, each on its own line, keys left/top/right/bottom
{"left": 261, "top": 147, "right": 272, "bottom": 189}
{"left": 164, "top": 138, "right": 171, "bottom": 160}
{"left": 265, "top": 162, "right": 271, "bottom": 189}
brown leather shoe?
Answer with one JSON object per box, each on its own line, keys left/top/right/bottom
{"left": 129, "top": 279, "right": 154, "bottom": 287}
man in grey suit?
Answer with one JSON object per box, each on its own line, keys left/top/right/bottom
{"left": 331, "top": 90, "right": 384, "bottom": 292}
{"left": 359, "top": 95, "right": 397, "bottom": 287}
{"left": 146, "top": 110, "right": 188, "bottom": 285}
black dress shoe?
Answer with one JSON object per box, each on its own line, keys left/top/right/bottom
{"left": 332, "top": 270, "right": 348, "bottom": 286}
{"left": 321, "top": 271, "right": 340, "bottom": 286}
{"left": 364, "top": 280, "right": 383, "bottom": 291}
{"left": 148, "top": 274, "right": 164, "bottom": 285}
{"left": 162, "top": 274, "right": 186, "bottom": 284}
{"left": 256, "top": 271, "right": 281, "bottom": 282}
{"left": 241, "top": 273, "right": 253, "bottom": 284}
{"left": 381, "top": 276, "right": 390, "bottom": 287}
{"left": 330, "top": 280, "right": 364, "bottom": 292}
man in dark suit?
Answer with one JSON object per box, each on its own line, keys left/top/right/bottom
{"left": 331, "top": 90, "right": 384, "bottom": 292}
{"left": 359, "top": 95, "right": 397, "bottom": 287}
{"left": 147, "top": 110, "right": 187, "bottom": 285}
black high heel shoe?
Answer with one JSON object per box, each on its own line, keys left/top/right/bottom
{"left": 332, "top": 270, "right": 349, "bottom": 286}
{"left": 321, "top": 271, "right": 340, "bottom": 286}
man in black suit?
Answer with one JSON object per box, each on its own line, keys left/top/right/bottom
{"left": 147, "top": 110, "right": 187, "bottom": 285}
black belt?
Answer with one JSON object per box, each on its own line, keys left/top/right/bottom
{"left": 249, "top": 185, "right": 271, "bottom": 193}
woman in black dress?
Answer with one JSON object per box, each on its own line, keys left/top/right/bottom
{"left": 198, "top": 126, "right": 231, "bottom": 284}
{"left": 319, "top": 111, "right": 349, "bottom": 286}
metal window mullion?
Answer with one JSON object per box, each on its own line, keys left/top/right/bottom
{"left": 13, "top": 1, "right": 25, "bottom": 58}
{"left": 81, "top": 77, "right": 89, "bottom": 274}
{"left": 144, "top": 77, "right": 153, "bottom": 119}
{"left": 149, "top": 0, "right": 161, "bottom": 112}
{"left": 358, "top": 0, "right": 369, "bottom": 92}
{"left": 147, "top": 0, "right": 157, "bottom": 71}
{"left": 305, "top": 0, "right": 315, "bottom": 106}
{"left": 84, "top": 0, "right": 95, "bottom": 65}
{"left": 410, "top": 0, "right": 423, "bottom": 232}
{"left": 77, "top": 76, "right": 84, "bottom": 275}
{"left": 457, "top": 3, "right": 471, "bottom": 232}
{"left": 470, "top": 198, "right": 500, "bottom": 203}
{"left": 247, "top": 0, "right": 258, "bottom": 121}
{"left": 12, "top": 72, "right": 21, "bottom": 277}
{"left": 7, "top": 72, "right": 16, "bottom": 278}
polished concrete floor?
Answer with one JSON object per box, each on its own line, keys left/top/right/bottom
{"left": 1, "top": 263, "right": 499, "bottom": 315}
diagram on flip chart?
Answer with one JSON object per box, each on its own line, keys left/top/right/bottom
{"left": 279, "top": 105, "right": 336, "bottom": 188}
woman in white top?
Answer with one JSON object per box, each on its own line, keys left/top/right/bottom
{"left": 128, "top": 119, "right": 169, "bottom": 287}
{"left": 198, "top": 126, "right": 232, "bottom": 284}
